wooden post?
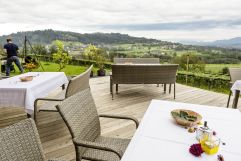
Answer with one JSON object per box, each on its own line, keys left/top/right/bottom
{"left": 186, "top": 54, "right": 189, "bottom": 84}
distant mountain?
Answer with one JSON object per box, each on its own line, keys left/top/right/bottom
{"left": 180, "top": 37, "right": 241, "bottom": 49}
{"left": 210, "top": 37, "right": 241, "bottom": 49}
{"left": 0, "top": 29, "right": 166, "bottom": 47}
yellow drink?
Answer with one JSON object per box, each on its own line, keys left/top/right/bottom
{"left": 200, "top": 139, "right": 219, "bottom": 155}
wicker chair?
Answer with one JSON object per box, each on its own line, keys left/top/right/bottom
{"left": 227, "top": 68, "right": 241, "bottom": 107}
{"left": 34, "top": 65, "right": 93, "bottom": 121}
{"left": 0, "top": 118, "right": 65, "bottom": 161}
{"left": 56, "top": 89, "right": 139, "bottom": 161}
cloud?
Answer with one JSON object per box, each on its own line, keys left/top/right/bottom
{"left": 1, "top": 0, "right": 241, "bottom": 41}
{"left": 96, "top": 19, "right": 241, "bottom": 31}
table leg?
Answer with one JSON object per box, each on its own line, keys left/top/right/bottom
{"left": 61, "top": 84, "right": 65, "bottom": 90}
{"left": 232, "top": 90, "right": 240, "bottom": 109}
{"left": 27, "top": 114, "right": 31, "bottom": 118}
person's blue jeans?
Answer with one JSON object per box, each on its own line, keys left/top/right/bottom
{"left": 6, "top": 56, "right": 24, "bottom": 76}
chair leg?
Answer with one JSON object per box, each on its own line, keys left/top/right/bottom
{"left": 169, "top": 84, "right": 172, "bottom": 94}
{"left": 174, "top": 83, "right": 176, "bottom": 99}
{"left": 110, "top": 77, "right": 112, "bottom": 94}
{"left": 111, "top": 83, "right": 114, "bottom": 100}
{"left": 157, "top": 84, "right": 159, "bottom": 87}
{"left": 116, "top": 84, "right": 118, "bottom": 94}
{"left": 164, "top": 84, "right": 166, "bottom": 93}
{"left": 61, "top": 84, "right": 65, "bottom": 90}
{"left": 227, "top": 90, "right": 232, "bottom": 108}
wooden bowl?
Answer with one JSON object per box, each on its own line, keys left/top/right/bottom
{"left": 19, "top": 76, "right": 33, "bottom": 82}
{"left": 171, "top": 109, "right": 202, "bottom": 127}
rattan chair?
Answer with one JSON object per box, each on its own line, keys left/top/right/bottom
{"left": 56, "top": 89, "right": 139, "bottom": 161}
{"left": 227, "top": 68, "right": 241, "bottom": 107}
{"left": 34, "top": 65, "right": 93, "bottom": 121}
{"left": 0, "top": 118, "right": 65, "bottom": 161}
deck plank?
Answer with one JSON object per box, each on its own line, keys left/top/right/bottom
{"left": 1, "top": 76, "right": 240, "bottom": 161}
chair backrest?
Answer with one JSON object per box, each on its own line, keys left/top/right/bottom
{"left": 0, "top": 119, "right": 46, "bottom": 161}
{"left": 114, "top": 58, "right": 160, "bottom": 64}
{"left": 112, "top": 64, "right": 178, "bottom": 84}
{"left": 57, "top": 89, "right": 101, "bottom": 141}
{"left": 65, "top": 65, "right": 93, "bottom": 98}
{"left": 228, "top": 68, "right": 241, "bottom": 83}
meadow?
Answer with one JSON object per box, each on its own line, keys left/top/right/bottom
{"left": 9, "top": 61, "right": 90, "bottom": 76}
{"left": 205, "top": 64, "right": 241, "bottom": 74}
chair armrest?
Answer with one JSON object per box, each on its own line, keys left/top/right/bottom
{"left": 34, "top": 98, "right": 64, "bottom": 118}
{"left": 73, "top": 138, "right": 122, "bottom": 159}
{"left": 99, "top": 114, "right": 139, "bottom": 128}
{"left": 34, "top": 98, "right": 64, "bottom": 113}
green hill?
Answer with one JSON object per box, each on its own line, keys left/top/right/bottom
{"left": 0, "top": 29, "right": 171, "bottom": 47}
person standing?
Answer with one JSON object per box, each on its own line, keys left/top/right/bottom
{"left": 3, "top": 38, "right": 24, "bottom": 76}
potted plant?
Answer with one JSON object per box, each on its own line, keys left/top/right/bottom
{"left": 96, "top": 55, "right": 106, "bottom": 76}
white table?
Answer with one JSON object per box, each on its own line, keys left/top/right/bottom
{"left": 122, "top": 100, "right": 241, "bottom": 161}
{"left": 0, "top": 72, "right": 68, "bottom": 114}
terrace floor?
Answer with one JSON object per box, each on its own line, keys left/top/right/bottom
{"left": 1, "top": 76, "right": 241, "bottom": 161}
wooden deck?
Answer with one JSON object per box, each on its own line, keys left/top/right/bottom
{"left": 1, "top": 76, "right": 240, "bottom": 161}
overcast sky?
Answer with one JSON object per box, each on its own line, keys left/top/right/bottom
{"left": 1, "top": 0, "right": 241, "bottom": 42}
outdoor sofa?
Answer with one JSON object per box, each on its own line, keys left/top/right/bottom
{"left": 110, "top": 64, "right": 179, "bottom": 99}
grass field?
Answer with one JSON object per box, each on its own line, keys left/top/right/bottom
{"left": 8, "top": 61, "right": 92, "bottom": 76}
{"left": 205, "top": 64, "right": 241, "bottom": 73}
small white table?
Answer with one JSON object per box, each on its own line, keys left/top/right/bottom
{"left": 0, "top": 72, "right": 68, "bottom": 114}
{"left": 121, "top": 100, "right": 241, "bottom": 161}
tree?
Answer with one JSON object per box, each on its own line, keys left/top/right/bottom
{"left": 0, "top": 46, "right": 5, "bottom": 58}
{"left": 82, "top": 44, "right": 107, "bottom": 68}
{"left": 52, "top": 40, "right": 71, "bottom": 71}
{"left": 82, "top": 44, "right": 99, "bottom": 60}
{"left": 82, "top": 44, "right": 107, "bottom": 76}
{"left": 33, "top": 44, "right": 47, "bottom": 55}
{"left": 174, "top": 53, "right": 205, "bottom": 72}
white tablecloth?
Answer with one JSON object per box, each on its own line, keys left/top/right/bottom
{"left": 121, "top": 100, "right": 241, "bottom": 161}
{"left": 231, "top": 80, "right": 241, "bottom": 93}
{"left": 0, "top": 72, "right": 68, "bottom": 114}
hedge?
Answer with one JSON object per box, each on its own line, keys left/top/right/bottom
{"left": 176, "top": 72, "right": 230, "bottom": 93}
{"left": 25, "top": 54, "right": 112, "bottom": 68}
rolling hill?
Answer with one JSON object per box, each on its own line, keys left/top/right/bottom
{"left": 0, "top": 29, "right": 169, "bottom": 47}
{"left": 181, "top": 37, "right": 241, "bottom": 49}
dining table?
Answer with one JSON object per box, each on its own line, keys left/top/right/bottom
{"left": 0, "top": 72, "right": 68, "bottom": 115}
{"left": 121, "top": 100, "right": 241, "bottom": 161}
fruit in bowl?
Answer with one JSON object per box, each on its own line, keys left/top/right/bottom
{"left": 171, "top": 109, "right": 202, "bottom": 127}
{"left": 19, "top": 76, "right": 34, "bottom": 82}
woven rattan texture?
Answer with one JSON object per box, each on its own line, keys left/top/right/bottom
{"left": 112, "top": 64, "right": 178, "bottom": 84}
{"left": 57, "top": 89, "right": 131, "bottom": 161}
{"left": 78, "top": 136, "right": 129, "bottom": 161}
{"left": 0, "top": 119, "right": 46, "bottom": 161}
{"left": 65, "top": 65, "right": 93, "bottom": 98}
